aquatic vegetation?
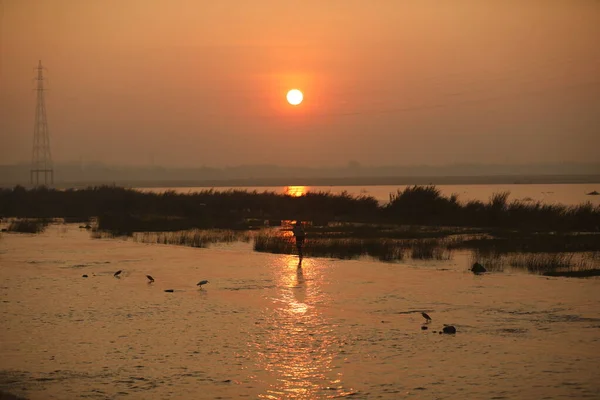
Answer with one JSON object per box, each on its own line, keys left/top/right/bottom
{"left": 1, "top": 185, "right": 599, "bottom": 233}
{"left": 470, "top": 250, "right": 505, "bottom": 272}
{"left": 133, "top": 229, "right": 251, "bottom": 248}
{"left": 543, "top": 269, "right": 600, "bottom": 278}
{"left": 253, "top": 230, "right": 295, "bottom": 254}
{"left": 385, "top": 185, "right": 600, "bottom": 231}
{"left": 91, "top": 228, "right": 252, "bottom": 247}
{"left": 410, "top": 239, "right": 452, "bottom": 260}
{"left": 0, "top": 185, "right": 597, "bottom": 231}
{"left": 89, "top": 229, "right": 130, "bottom": 239}
{"left": 6, "top": 219, "right": 48, "bottom": 233}
{"left": 253, "top": 230, "right": 453, "bottom": 262}
{"left": 472, "top": 251, "right": 599, "bottom": 275}
{"left": 454, "top": 232, "right": 600, "bottom": 253}
{"left": 507, "top": 253, "right": 583, "bottom": 274}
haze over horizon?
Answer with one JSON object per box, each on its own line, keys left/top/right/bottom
{"left": 1, "top": 1, "right": 599, "bottom": 169}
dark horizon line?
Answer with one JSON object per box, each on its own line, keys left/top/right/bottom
{"left": 3, "top": 174, "right": 600, "bottom": 190}
{"left": 1, "top": 161, "right": 600, "bottom": 169}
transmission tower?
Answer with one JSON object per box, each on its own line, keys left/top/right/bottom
{"left": 30, "top": 60, "right": 54, "bottom": 186}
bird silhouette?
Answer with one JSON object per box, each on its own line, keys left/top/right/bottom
{"left": 421, "top": 312, "right": 432, "bottom": 322}
{"left": 146, "top": 275, "right": 154, "bottom": 283}
{"left": 197, "top": 280, "right": 209, "bottom": 289}
{"left": 113, "top": 270, "right": 122, "bottom": 277}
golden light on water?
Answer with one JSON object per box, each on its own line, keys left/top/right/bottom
{"left": 253, "top": 255, "right": 352, "bottom": 399}
{"left": 284, "top": 186, "right": 309, "bottom": 197}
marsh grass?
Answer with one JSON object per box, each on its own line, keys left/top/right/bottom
{"left": 133, "top": 229, "right": 252, "bottom": 248}
{"left": 472, "top": 251, "right": 598, "bottom": 275}
{"left": 90, "top": 229, "right": 130, "bottom": 239}
{"left": 509, "top": 253, "right": 577, "bottom": 273}
{"left": 542, "top": 269, "right": 600, "bottom": 277}
{"left": 2, "top": 184, "right": 600, "bottom": 232}
{"left": 7, "top": 219, "right": 49, "bottom": 233}
{"left": 253, "top": 230, "right": 452, "bottom": 262}
{"left": 305, "top": 223, "right": 482, "bottom": 240}
{"left": 385, "top": 185, "right": 600, "bottom": 231}
{"left": 470, "top": 250, "right": 505, "bottom": 272}
{"left": 410, "top": 239, "right": 452, "bottom": 260}
{"left": 455, "top": 232, "right": 600, "bottom": 253}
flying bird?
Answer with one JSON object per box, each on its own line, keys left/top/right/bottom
{"left": 146, "top": 275, "right": 154, "bottom": 283}
{"left": 114, "top": 270, "right": 122, "bottom": 277}
{"left": 197, "top": 280, "right": 209, "bottom": 289}
{"left": 421, "top": 312, "right": 432, "bottom": 322}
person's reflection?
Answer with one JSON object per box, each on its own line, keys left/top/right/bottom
{"left": 295, "top": 258, "right": 306, "bottom": 304}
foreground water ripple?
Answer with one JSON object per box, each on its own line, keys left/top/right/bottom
{"left": 1, "top": 225, "right": 600, "bottom": 399}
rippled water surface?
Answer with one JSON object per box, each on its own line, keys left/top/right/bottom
{"left": 1, "top": 226, "right": 600, "bottom": 399}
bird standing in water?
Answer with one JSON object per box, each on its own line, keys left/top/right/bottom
{"left": 197, "top": 280, "right": 209, "bottom": 289}
{"left": 421, "top": 312, "right": 432, "bottom": 322}
{"left": 146, "top": 275, "right": 155, "bottom": 283}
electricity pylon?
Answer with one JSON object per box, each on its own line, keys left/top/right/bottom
{"left": 30, "top": 60, "right": 54, "bottom": 186}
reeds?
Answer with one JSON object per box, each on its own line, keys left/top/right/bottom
{"left": 133, "top": 229, "right": 251, "bottom": 247}
{"left": 253, "top": 230, "right": 452, "bottom": 262}
{"left": 470, "top": 250, "right": 505, "bottom": 272}
{"left": 90, "top": 229, "right": 130, "bottom": 239}
{"left": 542, "top": 269, "right": 600, "bottom": 278}
{"left": 385, "top": 185, "right": 600, "bottom": 231}
{"left": 410, "top": 239, "right": 452, "bottom": 260}
{"left": 455, "top": 232, "right": 600, "bottom": 253}
{"left": 7, "top": 219, "right": 48, "bottom": 233}
{"left": 509, "top": 253, "right": 577, "bottom": 273}
{"left": 472, "top": 251, "right": 598, "bottom": 274}
{"left": 2, "top": 184, "right": 599, "bottom": 232}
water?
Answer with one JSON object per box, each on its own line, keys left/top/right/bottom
{"left": 2, "top": 225, "right": 600, "bottom": 399}
{"left": 137, "top": 183, "right": 600, "bottom": 206}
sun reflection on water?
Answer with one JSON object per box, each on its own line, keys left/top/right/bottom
{"left": 251, "top": 256, "right": 353, "bottom": 399}
{"left": 284, "top": 186, "right": 309, "bottom": 197}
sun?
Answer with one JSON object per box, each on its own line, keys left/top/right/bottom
{"left": 286, "top": 89, "right": 303, "bottom": 106}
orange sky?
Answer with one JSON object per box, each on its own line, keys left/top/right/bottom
{"left": 1, "top": 0, "right": 599, "bottom": 167}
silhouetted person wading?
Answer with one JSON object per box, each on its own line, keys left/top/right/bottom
{"left": 292, "top": 221, "right": 306, "bottom": 259}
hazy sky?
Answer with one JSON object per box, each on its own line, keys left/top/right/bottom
{"left": 1, "top": 0, "right": 599, "bottom": 168}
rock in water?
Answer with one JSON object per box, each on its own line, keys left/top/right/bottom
{"left": 442, "top": 325, "right": 457, "bottom": 334}
{"left": 471, "top": 262, "right": 487, "bottom": 274}
{"left": 164, "top": 289, "right": 174, "bottom": 293}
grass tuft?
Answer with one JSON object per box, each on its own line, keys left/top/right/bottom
{"left": 7, "top": 219, "right": 48, "bottom": 233}
{"left": 133, "top": 229, "right": 251, "bottom": 248}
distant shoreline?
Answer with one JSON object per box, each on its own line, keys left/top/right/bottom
{"left": 3, "top": 174, "right": 599, "bottom": 189}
